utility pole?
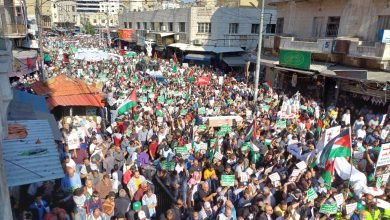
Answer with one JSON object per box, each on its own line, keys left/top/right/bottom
{"left": 105, "top": 5, "right": 111, "bottom": 48}
{"left": 253, "top": 0, "right": 264, "bottom": 103}
{"left": 36, "top": 0, "right": 47, "bottom": 81}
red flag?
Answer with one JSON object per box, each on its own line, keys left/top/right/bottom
{"left": 196, "top": 77, "right": 210, "bottom": 86}
{"left": 26, "top": 58, "right": 33, "bottom": 69}
{"left": 173, "top": 53, "right": 177, "bottom": 63}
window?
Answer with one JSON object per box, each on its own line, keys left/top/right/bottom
{"left": 150, "top": 22, "right": 155, "bottom": 30}
{"left": 276, "top": 17, "right": 284, "bottom": 34}
{"left": 251, "top": 24, "right": 259, "bottom": 34}
{"left": 159, "top": 22, "right": 164, "bottom": 30}
{"left": 266, "top": 24, "right": 276, "bottom": 34}
{"left": 93, "top": 19, "right": 97, "bottom": 24}
{"left": 128, "top": 22, "right": 132, "bottom": 28}
{"left": 179, "top": 22, "right": 185, "bottom": 32}
{"left": 101, "top": 19, "right": 105, "bottom": 23}
{"left": 143, "top": 22, "right": 147, "bottom": 30}
{"left": 137, "top": 22, "right": 141, "bottom": 29}
{"left": 168, "top": 22, "right": 173, "bottom": 32}
{"left": 377, "top": 16, "right": 390, "bottom": 40}
{"left": 325, "top": 16, "right": 340, "bottom": 37}
{"left": 229, "top": 23, "right": 238, "bottom": 34}
{"left": 312, "top": 17, "right": 324, "bottom": 38}
{"left": 198, "top": 23, "right": 211, "bottom": 33}
{"left": 72, "top": 6, "right": 76, "bottom": 12}
{"left": 110, "top": 20, "right": 113, "bottom": 24}
{"left": 124, "top": 22, "right": 127, "bottom": 28}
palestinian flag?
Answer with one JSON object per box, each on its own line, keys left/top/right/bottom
{"left": 245, "top": 119, "right": 257, "bottom": 141}
{"left": 117, "top": 89, "right": 137, "bottom": 115}
{"left": 315, "top": 128, "right": 352, "bottom": 188}
{"left": 156, "top": 103, "right": 164, "bottom": 117}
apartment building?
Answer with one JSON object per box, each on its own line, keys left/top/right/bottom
{"left": 75, "top": 0, "right": 121, "bottom": 28}
{"left": 262, "top": 0, "right": 390, "bottom": 108}
{"left": 52, "top": 0, "right": 77, "bottom": 27}
{"left": 119, "top": 6, "right": 276, "bottom": 52}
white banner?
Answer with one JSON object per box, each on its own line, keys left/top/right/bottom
{"left": 377, "top": 143, "right": 390, "bottom": 167}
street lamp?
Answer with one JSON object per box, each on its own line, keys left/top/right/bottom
{"left": 250, "top": 0, "right": 265, "bottom": 103}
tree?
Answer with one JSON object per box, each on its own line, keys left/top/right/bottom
{"left": 82, "top": 21, "right": 96, "bottom": 35}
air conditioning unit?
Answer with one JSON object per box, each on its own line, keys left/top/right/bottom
{"left": 174, "top": 34, "right": 180, "bottom": 41}
{"left": 161, "top": 25, "right": 166, "bottom": 31}
{"left": 194, "top": 39, "right": 202, "bottom": 45}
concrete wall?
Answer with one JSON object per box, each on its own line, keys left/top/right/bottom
{"left": 273, "top": 0, "right": 390, "bottom": 42}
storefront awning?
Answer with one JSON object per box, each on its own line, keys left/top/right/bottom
{"left": 159, "top": 33, "right": 175, "bottom": 37}
{"left": 222, "top": 56, "right": 246, "bottom": 67}
{"left": 274, "top": 66, "right": 315, "bottom": 75}
{"left": 320, "top": 65, "right": 390, "bottom": 83}
{"left": 2, "top": 120, "right": 64, "bottom": 186}
{"left": 168, "top": 43, "right": 244, "bottom": 53}
{"left": 184, "top": 54, "right": 214, "bottom": 61}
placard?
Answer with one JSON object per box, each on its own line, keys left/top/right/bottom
{"left": 161, "top": 161, "right": 175, "bottom": 171}
{"left": 377, "top": 143, "right": 390, "bottom": 167}
{"left": 240, "top": 173, "right": 249, "bottom": 182}
{"left": 180, "top": 109, "right": 188, "bottom": 116}
{"left": 175, "top": 147, "right": 188, "bottom": 155}
{"left": 333, "top": 193, "right": 344, "bottom": 206}
{"left": 276, "top": 120, "right": 287, "bottom": 129}
{"left": 319, "top": 203, "right": 338, "bottom": 214}
{"left": 221, "top": 175, "right": 235, "bottom": 186}
{"left": 198, "top": 107, "right": 206, "bottom": 115}
{"left": 157, "top": 96, "right": 165, "bottom": 104}
{"left": 307, "top": 188, "right": 318, "bottom": 201}
{"left": 139, "top": 96, "right": 148, "bottom": 103}
{"left": 198, "top": 125, "right": 207, "bottom": 131}
{"left": 289, "top": 169, "right": 301, "bottom": 182}
{"left": 268, "top": 173, "right": 281, "bottom": 182}
{"left": 214, "top": 151, "right": 223, "bottom": 160}
{"left": 296, "top": 161, "right": 308, "bottom": 171}
{"left": 67, "top": 131, "right": 80, "bottom": 150}
{"left": 264, "top": 166, "right": 274, "bottom": 175}
{"left": 345, "top": 203, "right": 357, "bottom": 215}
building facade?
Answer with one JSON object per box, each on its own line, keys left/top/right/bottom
{"left": 261, "top": 0, "right": 390, "bottom": 109}
{"left": 75, "top": 0, "right": 120, "bottom": 28}
{"left": 119, "top": 6, "right": 276, "bottom": 50}
{"left": 52, "top": 0, "right": 77, "bottom": 27}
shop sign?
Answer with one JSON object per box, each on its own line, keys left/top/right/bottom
{"left": 279, "top": 49, "right": 311, "bottom": 70}
{"left": 118, "top": 29, "right": 133, "bottom": 41}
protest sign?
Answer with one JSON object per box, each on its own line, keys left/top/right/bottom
{"left": 307, "top": 188, "right": 318, "bottom": 201}
{"left": 345, "top": 203, "right": 357, "bottom": 215}
{"left": 319, "top": 203, "right": 338, "bottom": 214}
{"left": 353, "top": 151, "right": 364, "bottom": 160}
{"left": 198, "top": 107, "right": 206, "bottom": 115}
{"left": 214, "top": 151, "right": 223, "bottom": 160}
{"left": 210, "top": 138, "right": 216, "bottom": 147}
{"left": 241, "top": 142, "right": 251, "bottom": 152}
{"left": 296, "top": 161, "right": 307, "bottom": 171}
{"left": 220, "top": 125, "right": 232, "bottom": 133}
{"left": 161, "top": 161, "right": 175, "bottom": 171}
{"left": 180, "top": 109, "right": 188, "bottom": 116}
{"left": 261, "top": 105, "right": 270, "bottom": 112}
{"left": 264, "top": 98, "right": 272, "bottom": 103}
{"left": 324, "top": 126, "right": 341, "bottom": 147}
{"left": 67, "top": 131, "right": 80, "bottom": 150}
{"left": 269, "top": 173, "right": 281, "bottom": 182}
{"left": 148, "top": 93, "right": 155, "bottom": 99}
{"left": 376, "top": 173, "right": 389, "bottom": 187}
{"left": 157, "top": 96, "right": 165, "bottom": 103}
{"left": 198, "top": 125, "right": 207, "bottom": 131}
{"left": 221, "top": 175, "right": 235, "bottom": 186}
{"left": 376, "top": 143, "right": 390, "bottom": 167}
{"left": 175, "top": 147, "right": 188, "bottom": 155}
{"left": 375, "top": 198, "right": 390, "bottom": 209}
{"left": 139, "top": 96, "right": 147, "bottom": 103}
{"left": 289, "top": 169, "right": 301, "bottom": 182}
{"left": 166, "top": 99, "right": 174, "bottom": 105}
{"left": 240, "top": 173, "right": 249, "bottom": 182}
{"left": 334, "top": 193, "right": 344, "bottom": 206}
{"left": 276, "top": 120, "right": 287, "bottom": 129}
{"left": 157, "top": 117, "right": 163, "bottom": 123}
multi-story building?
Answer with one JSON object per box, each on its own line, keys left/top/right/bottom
{"left": 52, "top": 0, "right": 77, "bottom": 28}
{"left": 26, "top": 0, "right": 52, "bottom": 30}
{"left": 0, "top": 0, "right": 24, "bottom": 218}
{"left": 119, "top": 6, "right": 276, "bottom": 57}
{"left": 75, "top": 0, "right": 120, "bottom": 28}
{"left": 262, "top": 0, "right": 390, "bottom": 108}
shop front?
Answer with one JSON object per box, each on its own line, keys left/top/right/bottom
{"left": 118, "top": 28, "right": 136, "bottom": 50}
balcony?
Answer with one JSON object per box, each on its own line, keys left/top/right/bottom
{"left": 348, "top": 41, "right": 390, "bottom": 61}
{"left": 0, "top": 4, "right": 28, "bottom": 38}
{"left": 263, "top": 35, "right": 333, "bottom": 54}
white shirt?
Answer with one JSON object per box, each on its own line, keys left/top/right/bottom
{"left": 357, "top": 129, "right": 366, "bottom": 139}
{"left": 142, "top": 194, "right": 157, "bottom": 216}
{"left": 342, "top": 113, "right": 351, "bottom": 125}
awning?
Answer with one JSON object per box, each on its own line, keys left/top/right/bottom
{"left": 11, "top": 50, "right": 38, "bottom": 77}
{"left": 320, "top": 65, "right": 390, "bottom": 83}
{"left": 159, "top": 33, "right": 175, "bottom": 37}
{"left": 168, "top": 43, "right": 244, "bottom": 53}
{"left": 12, "top": 89, "right": 49, "bottom": 113}
{"left": 222, "top": 56, "right": 246, "bottom": 67}
{"left": 154, "top": 46, "right": 165, "bottom": 51}
{"left": 274, "top": 66, "right": 315, "bottom": 75}
{"left": 47, "top": 94, "right": 104, "bottom": 110}
{"left": 184, "top": 54, "right": 214, "bottom": 61}
{"left": 2, "top": 120, "right": 64, "bottom": 186}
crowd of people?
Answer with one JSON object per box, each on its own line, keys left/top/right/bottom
{"left": 11, "top": 34, "right": 390, "bottom": 220}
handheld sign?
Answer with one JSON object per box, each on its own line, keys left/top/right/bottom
{"left": 345, "top": 203, "right": 357, "bottom": 215}
{"left": 307, "top": 188, "right": 318, "bottom": 202}
{"left": 319, "top": 203, "right": 338, "bottom": 214}
{"left": 221, "top": 175, "right": 235, "bottom": 186}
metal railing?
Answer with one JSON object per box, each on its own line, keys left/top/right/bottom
{"left": 153, "top": 176, "right": 176, "bottom": 216}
